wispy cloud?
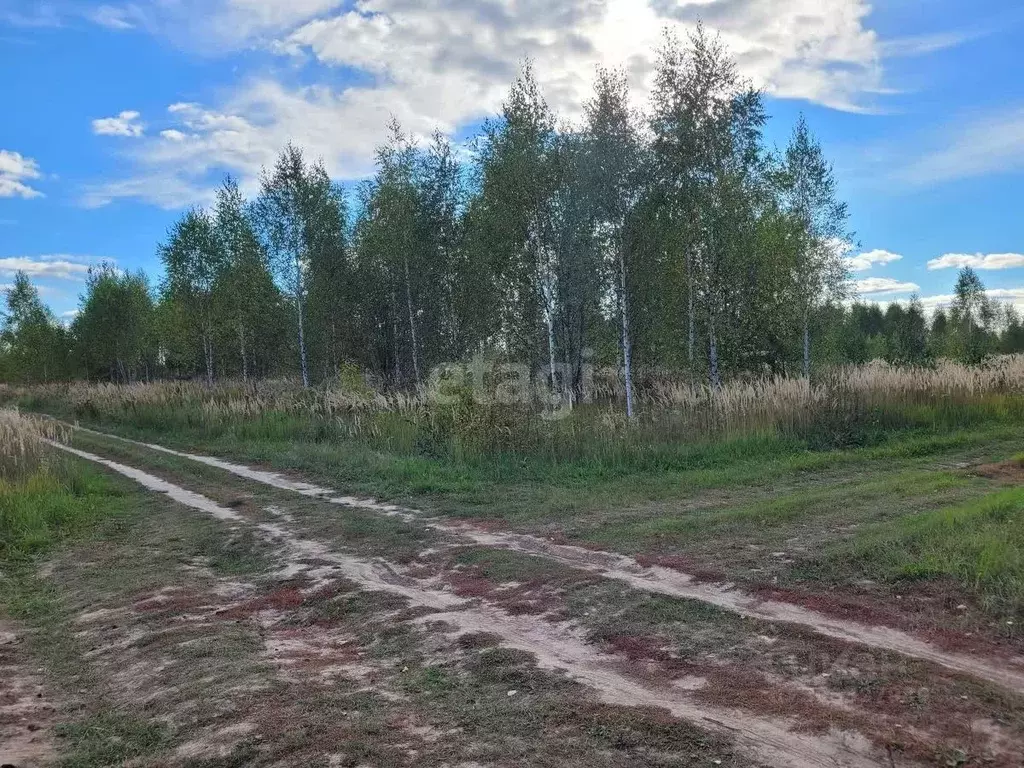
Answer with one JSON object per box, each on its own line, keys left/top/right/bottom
{"left": 879, "top": 27, "right": 988, "bottom": 58}
{"left": 855, "top": 277, "right": 920, "bottom": 296}
{"left": 916, "top": 288, "right": 1024, "bottom": 313}
{"left": 0, "top": 149, "right": 44, "bottom": 199}
{"left": 92, "top": 110, "right": 145, "bottom": 137}
{"left": 0, "top": 4, "right": 62, "bottom": 28}
{"left": 847, "top": 249, "right": 902, "bottom": 272}
{"left": 927, "top": 253, "right": 1024, "bottom": 271}
{"left": 87, "top": 4, "right": 142, "bottom": 30}
{"left": 897, "top": 107, "right": 1024, "bottom": 186}
{"left": 0, "top": 255, "right": 105, "bottom": 280}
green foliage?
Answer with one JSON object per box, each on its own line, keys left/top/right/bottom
{"left": 2, "top": 33, "right": 1019, "bottom": 393}
{"left": 72, "top": 265, "right": 155, "bottom": 383}
{"left": 0, "top": 272, "right": 71, "bottom": 383}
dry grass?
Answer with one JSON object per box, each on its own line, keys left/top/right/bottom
{"left": 0, "top": 409, "right": 69, "bottom": 483}
{"left": 4, "top": 355, "right": 1024, "bottom": 462}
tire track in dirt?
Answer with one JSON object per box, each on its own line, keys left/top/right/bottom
{"left": 68, "top": 424, "right": 1024, "bottom": 697}
{"left": 52, "top": 440, "right": 891, "bottom": 768}
{"left": 0, "top": 623, "right": 57, "bottom": 768}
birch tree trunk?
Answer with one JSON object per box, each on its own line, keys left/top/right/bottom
{"left": 802, "top": 308, "right": 811, "bottom": 380}
{"left": 239, "top": 324, "right": 248, "bottom": 383}
{"left": 294, "top": 253, "right": 310, "bottom": 388}
{"left": 390, "top": 294, "right": 402, "bottom": 386}
{"left": 708, "top": 307, "right": 721, "bottom": 390}
{"left": 403, "top": 256, "right": 421, "bottom": 386}
{"left": 203, "top": 330, "right": 214, "bottom": 386}
{"left": 687, "top": 250, "right": 695, "bottom": 366}
{"left": 545, "top": 299, "right": 558, "bottom": 398}
{"left": 619, "top": 248, "right": 635, "bottom": 419}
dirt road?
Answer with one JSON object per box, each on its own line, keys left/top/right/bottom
{"left": 6, "top": 428, "right": 1023, "bottom": 767}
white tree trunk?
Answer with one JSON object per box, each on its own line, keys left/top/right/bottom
{"left": 687, "top": 250, "right": 695, "bottom": 366}
{"left": 203, "top": 331, "right": 214, "bottom": 386}
{"left": 545, "top": 301, "right": 557, "bottom": 396}
{"left": 239, "top": 324, "right": 248, "bottom": 383}
{"left": 404, "top": 256, "right": 421, "bottom": 386}
{"left": 619, "top": 248, "right": 635, "bottom": 419}
{"left": 294, "top": 254, "right": 309, "bottom": 389}
{"left": 803, "top": 309, "right": 811, "bottom": 379}
{"left": 708, "top": 309, "right": 721, "bottom": 390}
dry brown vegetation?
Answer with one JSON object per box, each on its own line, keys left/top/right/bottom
{"left": 0, "top": 409, "right": 69, "bottom": 483}
{"left": 6, "top": 356, "right": 1024, "bottom": 464}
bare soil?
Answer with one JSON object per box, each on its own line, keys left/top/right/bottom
{"left": 0, "top": 622, "right": 56, "bottom": 768}
{"left": 24, "top": 437, "right": 1024, "bottom": 767}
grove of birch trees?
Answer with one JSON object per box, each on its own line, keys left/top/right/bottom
{"left": 4, "top": 29, "right": 1023, "bottom": 390}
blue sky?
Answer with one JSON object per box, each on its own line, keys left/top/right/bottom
{"left": 2, "top": 0, "right": 1023, "bottom": 320}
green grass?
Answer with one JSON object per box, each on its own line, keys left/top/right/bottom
{"left": 13, "top": 385, "right": 1024, "bottom": 624}
{"left": 809, "top": 487, "right": 1024, "bottom": 617}
{"left": 56, "top": 713, "right": 171, "bottom": 768}
{"left": 0, "top": 463, "right": 126, "bottom": 562}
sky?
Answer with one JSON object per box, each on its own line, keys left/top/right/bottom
{"left": 1, "top": 0, "right": 1023, "bottom": 321}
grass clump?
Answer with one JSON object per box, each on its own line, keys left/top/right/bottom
{"left": 814, "top": 487, "right": 1024, "bottom": 618}
{"left": 0, "top": 408, "right": 114, "bottom": 562}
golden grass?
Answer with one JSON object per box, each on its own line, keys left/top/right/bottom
{"left": 4, "top": 355, "right": 1023, "bottom": 456}
{"left": 0, "top": 409, "right": 70, "bottom": 482}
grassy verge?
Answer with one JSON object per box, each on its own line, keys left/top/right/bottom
{"left": 11, "top": 383, "right": 1024, "bottom": 627}
{"left": 805, "top": 487, "right": 1024, "bottom": 620}
{"left": 0, "top": 464, "right": 125, "bottom": 563}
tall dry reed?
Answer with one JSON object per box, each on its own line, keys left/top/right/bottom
{"left": 0, "top": 409, "right": 69, "bottom": 482}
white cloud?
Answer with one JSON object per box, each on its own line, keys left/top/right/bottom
{"left": 92, "top": 110, "right": 145, "bottom": 137}
{"left": 855, "top": 277, "right": 920, "bottom": 296}
{"left": 916, "top": 288, "right": 1024, "bottom": 314}
{"left": 0, "top": 149, "right": 43, "bottom": 199}
{"left": 0, "top": 5, "right": 63, "bottom": 28}
{"left": 87, "top": 4, "right": 140, "bottom": 29}
{"left": 84, "top": 0, "right": 902, "bottom": 206}
{"left": 81, "top": 172, "right": 215, "bottom": 210}
{"left": 898, "top": 107, "right": 1024, "bottom": 186}
{"left": 927, "top": 253, "right": 1024, "bottom": 271}
{"left": 0, "top": 255, "right": 100, "bottom": 281}
{"left": 0, "top": 282, "right": 61, "bottom": 298}
{"left": 879, "top": 29, "right": 984, "bottom": 58}
{"left": 847, "top": 248, "right": 902, "bottom": 272}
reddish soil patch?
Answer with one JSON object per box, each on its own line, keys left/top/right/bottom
{"left": 753, "top": 583, "right": 1022, "bottom": 656}
{"left": 133, "top": 588, "right": 218, "bottom": 615}
{"left": 601, "top": 633, "right": 694, "bottom": 676}
{"left": 445, "top": 567, "right": 578, "bottom": 617}
{"left": 635, "top": 553, "right": 729, "bottom": 583}
{"left": 217, "top": 580, "right": 315, "bottom": 620}
{"left": 973, "top": 458, "right": 1024, "bottom": 483}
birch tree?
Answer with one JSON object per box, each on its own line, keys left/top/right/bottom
{"left": 159, "top": 208, "right": 225, "bottom": 385}
{"left": 471, "top": 64, "right": 559, "bottom": 378}
{"left": 950, "top": 266, "right": 994, "bottom": 363}
{"left": 779, "top": 115, "right": 851, "bottom": 378}
{"left": 584, "top": 67, "right": 642, "bottom": 416}
{"left": 213, "top": 177, "right": 281, "bottom": 382}
{"left": 418, "top": 130, "right": 465, "bottom": 363}
{"left": 0, "top": 272, "right": 69, "bottom": 383}
{"left": 355, "top": 122, "right": 426, "bottom": 386}
{"left": 255, "top": 144, "right": 316, "bottom": 387}
{"left": 74, "top": 266, "right": 155, "bottom": 383}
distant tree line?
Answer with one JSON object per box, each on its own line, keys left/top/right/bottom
{"left": 2, "top": 28, "right": 1023, "bottom": 395}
